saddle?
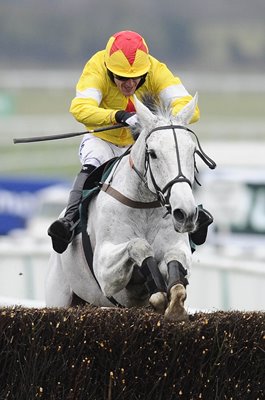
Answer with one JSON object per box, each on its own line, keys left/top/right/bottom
{"left": 83, "top": 157, "right": 118, "bottom": 191}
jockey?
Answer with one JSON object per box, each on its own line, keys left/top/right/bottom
{"left": 48, "top": 30, "right": 213, "bottom": 254}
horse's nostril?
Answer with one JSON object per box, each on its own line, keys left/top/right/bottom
{"left": 173, "top": 209, "right": 186, "bottom": 222}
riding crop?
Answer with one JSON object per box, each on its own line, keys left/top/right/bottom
{"left": 13, "top": 124, "right": 125, "bottom": 144}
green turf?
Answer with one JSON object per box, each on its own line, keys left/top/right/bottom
{"left": 199, "top": 91, "right": 265, "bottom": 118}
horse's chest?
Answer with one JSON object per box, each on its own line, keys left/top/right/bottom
{"left": 129, "top": 211, "right": 163, "bottom": 241}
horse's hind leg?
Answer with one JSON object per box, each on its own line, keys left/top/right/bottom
{"left": 71, "top": 293, "right": 88, "bottom": 307}
{"left": 164, "top": 261, "right": 189, "bottom": 321}
{"left": 45, "top": 252, "right": 73, "bottom": 307}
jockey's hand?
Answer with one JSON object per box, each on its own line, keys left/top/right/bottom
{"left": 115, "top": 111, "right": 138, "bottom": 127}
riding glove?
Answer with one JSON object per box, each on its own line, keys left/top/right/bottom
{"left": 115, "top": 111, "right": 138, "bottom": 127}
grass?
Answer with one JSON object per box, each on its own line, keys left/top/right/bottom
{"left": 7, "top": 88, "right": 74, "bottom": 115}
{"left": 199, "top": 91, "right": 265, "bottom": 118}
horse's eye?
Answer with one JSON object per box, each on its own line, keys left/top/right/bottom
{"left": 148, "top": 150, "right": 157, "bottom": 159}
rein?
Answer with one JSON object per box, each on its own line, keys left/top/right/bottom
{"left": 130, "top": 124, "right": 216, "bottom": 212}
{"left": 100, "top": 124, "right": 216, "bottom": 211}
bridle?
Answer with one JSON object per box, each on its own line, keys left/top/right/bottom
{"left": 129, "top": 124, "right": 216, "bottom": 212}
{"left": 101, "top": 124, "right": 216, "bottom": 212}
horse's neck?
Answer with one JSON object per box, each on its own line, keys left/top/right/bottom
{"left": 110, "top": 145, "right": 155, "bottom": 202}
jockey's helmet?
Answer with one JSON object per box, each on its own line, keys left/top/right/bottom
{"left": 105, "top": 31, "right": 151, "bottom": 78}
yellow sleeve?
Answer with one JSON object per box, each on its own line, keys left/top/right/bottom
{"left": 69, "top": 51, "right": 117, "bottom": 128}
{"left": 148, "top": 56, "right": 200, "bottom": 124}
{"left": 70, "top": 97, "right": 117, "bottom": 127}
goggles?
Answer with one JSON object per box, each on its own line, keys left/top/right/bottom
{"left": 113, "top": 74, "right": 144, "bottom": 81}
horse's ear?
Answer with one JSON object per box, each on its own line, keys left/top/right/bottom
{"left": 174, "top": 92, "right": 198, "bottom": 125}
{"left": 133, "top": 95, "right": 156, "bottom": 126}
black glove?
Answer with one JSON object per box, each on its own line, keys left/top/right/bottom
{"left": 115, "top": 111, "right": 138, "bottom": 127}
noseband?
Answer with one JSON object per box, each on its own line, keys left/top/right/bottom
{"left": 131, "top": 124, "right": 216, "bottom": 212}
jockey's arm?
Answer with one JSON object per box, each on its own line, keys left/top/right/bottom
{"left": 150, "top": 56, "right": 200, "bottom": 124}
{"left": 69, "top": 51, "right": 118, "bottom": 127}
{"left": 70, "top": 96, "right": 117, "bottom": 127}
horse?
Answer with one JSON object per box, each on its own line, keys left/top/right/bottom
{"left": 45, "top": 93, "right": 215, "bottom": 321}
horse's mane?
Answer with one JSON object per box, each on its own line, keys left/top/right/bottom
{"left": 131, "top": 93, "right": 172, "bottom": 140}
{"left": 141, "top": 93, "right": 172, "bottom": 119}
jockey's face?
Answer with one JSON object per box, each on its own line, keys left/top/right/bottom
{"left": 114, "top": 76, "right": 141, "bottom": 97}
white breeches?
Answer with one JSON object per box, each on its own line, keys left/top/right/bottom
{"left": 79, "top": 133, "right": 130, "bottom": 167}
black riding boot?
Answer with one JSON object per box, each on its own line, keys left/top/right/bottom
{"left": 190, "top": 207, "right": 213, "bottom": 246}
{"left": 48, "top": 164, "right": 96, "bottom": 254}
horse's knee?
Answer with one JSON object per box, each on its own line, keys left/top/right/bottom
{"left": 127, "top": 238, "right": 153, "bottom": 265}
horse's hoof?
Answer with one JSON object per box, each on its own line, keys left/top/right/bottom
{"left": 149, "top": 292, "right": 167, "bottom": 314}
{"left": 164, "top": 308, "right": 189, "bottom": 322}
{"left": 164, "top": 284, "right": 189, "bottom": 322}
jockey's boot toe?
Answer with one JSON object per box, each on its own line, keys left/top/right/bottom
{"left": 48, "top": 218, "right": 74, "bottom": 254}
{"left": 191, "top": 208, "right": 213, "bottom": 245}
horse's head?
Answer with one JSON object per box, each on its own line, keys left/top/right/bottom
{"left": 131, "top": 93, "right": 208, "bottom": 233}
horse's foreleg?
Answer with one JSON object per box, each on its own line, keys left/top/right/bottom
{"left": 149, "top": 292, "right": 168, "bottom": 314}
{"left": 140, "top": 257, "right": 168, "bottom": 314}
{"left": 164, "top": 260, "right": 189, "bottom": 321}
{"left": 95, "top": 238, "right": 154, "bottom": 296}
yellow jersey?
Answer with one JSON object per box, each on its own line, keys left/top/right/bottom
{"left": 70, "top": 51, "right": 200, "bottom": 146}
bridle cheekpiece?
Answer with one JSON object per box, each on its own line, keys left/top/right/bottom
{"left": 130, "top": 124, "right": 216, "bottom": 213}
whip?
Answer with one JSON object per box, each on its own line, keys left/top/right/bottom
{"left": 13, "top": 124, "right": 125, "bottom": 144}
